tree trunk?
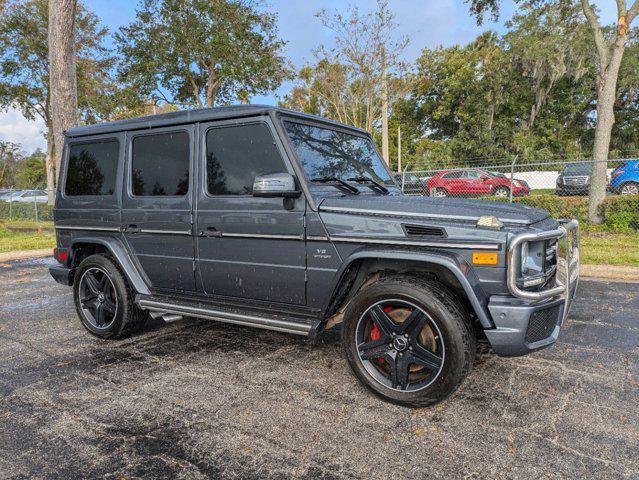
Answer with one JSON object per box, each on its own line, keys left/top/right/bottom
{"left": 48, "top": 0, "right": 78, "bottom": 188}
{"left": 380, "top": 47, "right": 390, "bottom": 165}
{"left": 45, "top": 127, "right": 56, "bottom": 205}
{"left": 587, "top": 44, "right": 625, "bottom": 223}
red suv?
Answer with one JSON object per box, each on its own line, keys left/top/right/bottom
{"left": 425, "top": 169, "right": 530, "bottom": 198}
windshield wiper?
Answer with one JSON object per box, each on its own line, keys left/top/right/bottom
{"left": 347, "top": 175, "right": 389, "bottom": 194}
{"left": 311, "top": 176, "right": 360, "bottom": 194}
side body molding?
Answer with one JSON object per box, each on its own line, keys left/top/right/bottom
{"left": 70, "top": 236, "right": 151, "bottom": 295}
{"left": 325, "top": 248, "right": 494, "bottom": 329}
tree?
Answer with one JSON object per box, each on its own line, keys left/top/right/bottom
{"left": 0, "top": 141, "right": 22, "bottom": 187}
{"left": 467, "top": 0, "right": 639, "bottom": 222}
{"left": 48, "top": 0, "right": 78, "bottom": 203}
{"left": 15, "top": 149, "right": 46, "bottom": 188}
{"left": 0, "top": 0, "right": 117, "bottom": 202}
{"left": 115, "top": 0, "right": 289, "bottom": 108}
{"left": 317, "top": 0, "right": 408, "bottom": 163}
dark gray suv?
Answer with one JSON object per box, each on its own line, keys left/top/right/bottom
{"left": 50, "top": 106, "right": 580, "bottom": 407}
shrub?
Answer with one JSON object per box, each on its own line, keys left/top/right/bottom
{"left": 485, "top": 194, "right": 638, "bottom": 233}
{"left": 0, "top": 202, "right": 53, "bottom": 221}
{"left": 598, "top": 196, "right": 639, "bottom": 233}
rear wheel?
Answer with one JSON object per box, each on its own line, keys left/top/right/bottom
{"left": 431, "top": 187, "right": 448, "bottom": 197}
{"left": 342, "top": 276, "right": 476, "bottom": 407}
{"left": 73, "top": 254, "right": 148, "bottom": 339}
{"left": 620, "top": 182, "right": 639, "bottom": 195}
{"left": 493, "top": 186, "right": 510, "bottom": 198}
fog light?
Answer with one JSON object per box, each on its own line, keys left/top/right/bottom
{"left": 472, "top": 252, "right": 499, "bottom": 265}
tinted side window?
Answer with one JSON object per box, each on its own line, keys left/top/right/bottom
{"left": 66, "top": 140, "right": 119, "bottom": 196}
{"left": 132, "top": 131, "right": 189, "bottom": 196}
{"left": 206, "top": 123, "right": 286, "bottom": 195}
{"left": 442, "top": 171, "right": 462, "bottom": 179}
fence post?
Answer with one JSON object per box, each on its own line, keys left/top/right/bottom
{"left": 33, "top": 191, "right": 38, "bottom": 223}
{"left": 9, "top": 186, "right": 13, "bottom": 220}
{"left": 509, "top": 156, "right": 518, "bottom": 203}
{"left": 401, "top": 171, "right": 406, "bottom": 193}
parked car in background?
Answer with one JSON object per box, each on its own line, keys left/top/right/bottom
{"left": 399, "top": 172, "right": 427, "bottom": 194}
{"left": 425, "top": 168, "right": 530, "bottom": 198}
{"left": 0, "top": 190, "right": 22, "bottom": 201}
{"left": 2, "top": 189, "right": 48, "bottom": 203}
{"left": 609, "top": 160, "right": 639, "bottom": 195}
{"left": 556, "top": 162, "right": 592, "bottom": 196}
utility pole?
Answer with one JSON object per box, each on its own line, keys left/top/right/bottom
{"left": 381, "top": 46, "right": 389, "bottom": 165}
{"left": 397, "top": 125, "right": 402, "bottom": 173}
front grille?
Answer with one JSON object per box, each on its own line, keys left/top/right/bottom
{"left": 525, "top": 305, "right": 560, "bottom": 343}
{"left": 565, "top": 176, "right": 588, "bottom": 185}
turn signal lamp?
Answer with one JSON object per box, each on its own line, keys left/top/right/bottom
{"left": 476, "top": 215, "right": 503, "bottom": 230}
{"left": 472, "top": 252, "right": 499, "bottom": 266}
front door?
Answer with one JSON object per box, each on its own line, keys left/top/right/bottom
{"left": 121, "top": 125, "right": 196, "bottom": 292}
{"left": 195, "top": 118, "right": 306, "bottom": 305}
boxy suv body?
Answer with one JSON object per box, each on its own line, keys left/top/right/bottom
{"left": 50, "top": 106, "right": 580, "bottom": 407}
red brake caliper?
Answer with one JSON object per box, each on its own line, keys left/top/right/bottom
{"left": 370, "top": 306, "right": 392, "bottom": 364}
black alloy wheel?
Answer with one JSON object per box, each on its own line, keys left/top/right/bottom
{"left": 78, "top": 267, "right": 118, "bottom": 330}
{"left": 355, "top": 299, "right": 444, "bottom": 392}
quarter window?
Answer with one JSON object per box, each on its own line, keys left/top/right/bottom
{"left": 65, "top": 140, "right": 119, "bottom": 196}
{"left": 131, "top": 131, "right": 190, "bottom": 196}
{"left": 206, "top": 123, "right": 286, "bottom": 195}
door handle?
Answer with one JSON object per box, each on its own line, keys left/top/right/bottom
{"left": 126, "top": 224, "right": 141, "bottom": 234}
{"left": 200, "top": 227, "right": 223, "bottom": 238}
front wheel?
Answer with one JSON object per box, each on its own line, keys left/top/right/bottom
{"left": 342, "top": 276, "right": 476, "bottom": 407}
{"left": 620, "top": 182, "right": 639, "bottom": 195}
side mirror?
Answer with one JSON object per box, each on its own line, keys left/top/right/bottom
{"left": 253, "top": 173, "right": 301, "bottom": 198}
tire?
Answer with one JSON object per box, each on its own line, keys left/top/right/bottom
{"left": 620, "top": 182, "right": 639, "bottom": 195}
{"left": 73, "top": 254, "right": 148, "bottom": 339}
{"left": 493, "top": 186, "right": 510, "bottom": 198}
{"left": 341, "top": 276, "right": 476, "bottom": 407}
{"left": 431, "top": 187, "right": 448, "bottom": 197}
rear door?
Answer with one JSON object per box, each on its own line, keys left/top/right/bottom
{"left": 195, "top": 117, "right": 306, "bottom": 305}
{"left": 121, "top": 125, "right": 196, "bottom": 292}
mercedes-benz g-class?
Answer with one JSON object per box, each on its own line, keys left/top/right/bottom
{"left": 50, "top": 106, "right": 579, "bottom": 407}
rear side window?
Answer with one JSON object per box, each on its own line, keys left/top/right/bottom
{"left": 131, "top": 131, "right": 190, "bottom": 196}
{"left": 65, "top": 140, "right": 119, "bottom": 196}
{"left": 206, "top": 123, "right": 286, "bottom": 195}
{"left": 442, "top": 171, "right": 463, "bottom": 179}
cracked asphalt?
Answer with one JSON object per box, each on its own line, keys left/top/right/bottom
{"left": 0, "top": 257, "right": 638, "bottom": 480}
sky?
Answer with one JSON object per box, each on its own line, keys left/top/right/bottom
{"left": 0, "top": 0, "right": 618, "bottom": 154}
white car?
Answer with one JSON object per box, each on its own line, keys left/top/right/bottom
{"left": 3, "top": 189, "right": 49, "bottom": 203}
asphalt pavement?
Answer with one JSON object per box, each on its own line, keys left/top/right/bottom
{"left": 0, "top": 257, "right": 638, "bottom": 479}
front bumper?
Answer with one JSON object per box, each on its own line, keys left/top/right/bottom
{"left": 485, "top": 219, "right": 580, "bottom": 356}
{"left": 49, "top": 264, "right": 75, "bottom": 286}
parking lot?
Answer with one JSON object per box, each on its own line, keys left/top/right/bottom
{"left": 1, "top": 257, "right": 638, "bottom": 479}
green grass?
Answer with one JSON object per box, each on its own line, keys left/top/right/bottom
{"left": 579, "top": 233, "right": 639, "bottom": 267}
{"left": 0, "top": 220, "right": 55, "bottom": 253}
{"left": 530, "top": 188, "right": 557, "bottom": 196}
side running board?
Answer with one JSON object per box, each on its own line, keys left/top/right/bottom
{"left": 136, "top": 295, "right": 317, "bottom": 337}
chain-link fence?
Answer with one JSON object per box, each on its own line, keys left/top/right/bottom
{"left": 392, "top": 157, "right": 639, "bottom": 232}
{"left": 0, "top": 187, "right": 55, "bottom": 222}
{"left": 392, "top": 157, "right": 639, "bottom": 198}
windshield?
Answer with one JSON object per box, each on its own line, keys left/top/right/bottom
{"left": 563, "top": 162, "right": 592, "bottom": 175}
{"left": 283, "top": 121, "right": 394, "bottom": 185}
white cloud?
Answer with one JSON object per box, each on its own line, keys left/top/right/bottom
{"left": 0, "top": 108, "right": 47, "bottom": 154}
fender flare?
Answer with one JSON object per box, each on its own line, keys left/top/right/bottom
{"left": 323, "top": 248, "right": 493, "bottom": 328}
{"left": 69, "top": 236, "right": 151, "bottom": 295}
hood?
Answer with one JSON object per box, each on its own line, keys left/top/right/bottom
{"left": 318, "top": 195, "right": 550, "bottom": 226}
